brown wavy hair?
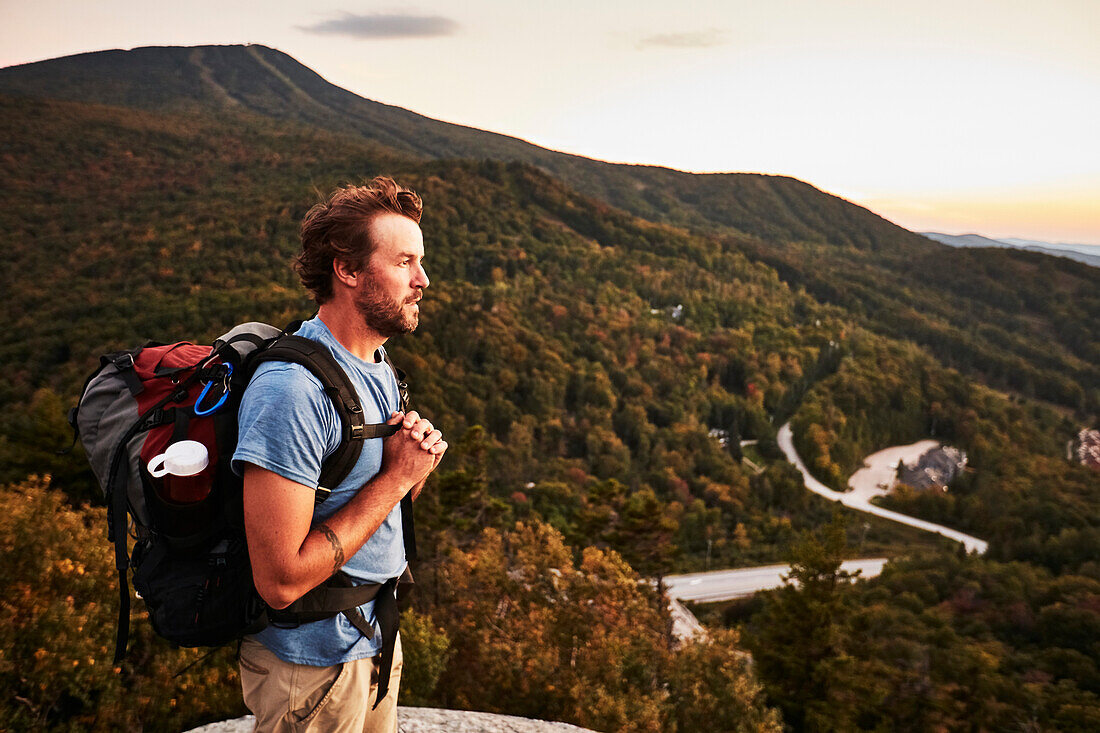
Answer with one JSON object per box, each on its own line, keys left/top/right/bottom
{"left": 295, "top": 176, "right": 423, "bottom": 303}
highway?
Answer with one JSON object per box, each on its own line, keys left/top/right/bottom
{"left": 664, "top": 558, "right": 888, "bottom": 603}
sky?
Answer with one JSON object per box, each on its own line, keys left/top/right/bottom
{"left": 2, "top": 0, "right": 1098, "bottom": 245}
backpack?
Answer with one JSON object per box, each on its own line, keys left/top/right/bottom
{"left": 70, "top": 320, "right": 416, "bottom": 664}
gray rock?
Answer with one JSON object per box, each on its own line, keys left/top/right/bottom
{"left": 398, "top": 707, "right": 597, "bottom": 732}
{"left": 185, "top": 708, "right": 598, "bottom": 733}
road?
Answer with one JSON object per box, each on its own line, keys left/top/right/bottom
{"left": 777, "top": 423, "right": 988, "bottom": 554}
{"left": 664, "top": 558, "right": 888, "bottom": 603}
{"left": 663, "top": 427, "right": 987, "bottom": 639}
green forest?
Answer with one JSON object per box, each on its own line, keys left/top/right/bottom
{"left": 0, "top": 46, "right": 1098, "bottom": 732}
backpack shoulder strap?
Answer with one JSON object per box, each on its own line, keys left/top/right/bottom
{"left": 377, "top": 346, "right": 416, "bottom": 561}
{"left": 249, "top": 336, "right": 400, "bottom": 502}
{"left": 379, "top": 348, "right": 410, "bottom": 412}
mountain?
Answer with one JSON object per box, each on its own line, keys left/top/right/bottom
{"left": 923, "top": 232, "right": 1100, "bottom": 269}
{"left": 0, "top": 44, "right": 950, "bottom": 248}
{"left": 4, "top": 44, "right": 1097, "bottom": 417}
{"left": 1, "top": 43, "right": 1094, "bottom": 584}
{"left": 1001, "top": 237, "right": 1100, "bottom": 256}
{"left": 921, "top": 232, "right": 1010, "bottom": 249}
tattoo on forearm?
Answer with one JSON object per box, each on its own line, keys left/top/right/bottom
{"left": 317, "top": 523, "right": 345, "bottom": 574}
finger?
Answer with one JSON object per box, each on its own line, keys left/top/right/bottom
{"left": 430, "top": 444, "right": 447, "bottom": 468}
{"left": 402, "top": 410, "right": 421, "bottom": 429}
{"left": 420, "top": 429, "right": 443, "bottom": 450}
{"left": 387, "top": 411, "right": 404, "bottom": 425}
{"left": 409, "top": 419, "right": 434, "bottom": 440}
{"left": 429, "top": 440, "right": 448, "bottom": 455}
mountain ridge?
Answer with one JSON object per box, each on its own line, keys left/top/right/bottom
{"left": 922, "top": 231, "right": 1100, "bottom": 269}
{"left": 0, "top": 44, "right": 930, "bottom": 250}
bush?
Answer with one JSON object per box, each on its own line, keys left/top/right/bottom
{"left": 397, "top": 608, "right": 452, "bottom": 706}
{"left": 0, "top": 477, "right": 246, "bottom": 732}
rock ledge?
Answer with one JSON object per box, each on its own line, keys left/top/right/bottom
{"left": 187, "top": 707, "right": 597, "bottom": 733}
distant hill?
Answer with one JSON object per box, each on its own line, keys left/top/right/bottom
{"left": 2, "top": 44, "right": 1097, "bottom": 416}
{"left": 0, "top": 44, "right": 939, "bottom": 251}
{"left": 921, "top": 232, "right": 1008, "bottom": 249}
{"left": 922, "top": 232, "right": 1100, "bottom": 269}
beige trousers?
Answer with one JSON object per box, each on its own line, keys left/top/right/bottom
{"left": 239, "top": 635, "right": 402, "bottom": 733}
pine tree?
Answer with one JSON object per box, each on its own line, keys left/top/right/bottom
{"left": 744, "top": 511, "right": 859, "bottom": 731}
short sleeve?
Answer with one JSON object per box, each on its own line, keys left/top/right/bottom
{"left": 232, "top": 364, "right": 341, "bottom": 489}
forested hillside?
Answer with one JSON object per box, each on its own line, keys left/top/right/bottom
{"left": 0, "top": 46, "right": 1097, "bottom": 732}
{"left": 3, "top": 45, "right": 1097, "bottom": 418}
{"left": 0, "top": 93, "right": 940, "bottom": 568}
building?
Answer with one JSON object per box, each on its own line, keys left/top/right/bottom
{"left": 897, "top": 446, "right": 968, "bottom": 491}
{"left": 1076, "top": 429, "right": 1100, "bottom": 471}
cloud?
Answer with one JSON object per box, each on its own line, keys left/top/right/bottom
{"left": 299, "top": 12, "right": 459, "bottom": 40}
{"left": 637, "top": 30, "right": 728, "bottom": 49}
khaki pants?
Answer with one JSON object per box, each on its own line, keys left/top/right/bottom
{"left": 239, "top": 635, "right": 402, "bottom": 733}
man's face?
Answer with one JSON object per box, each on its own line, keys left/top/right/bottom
{"left": 352, "top": 212, "right": 429, "bottom": 339}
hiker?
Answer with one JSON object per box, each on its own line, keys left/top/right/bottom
{"left": 233, "top": 177, "right": 445, "bottom": 732}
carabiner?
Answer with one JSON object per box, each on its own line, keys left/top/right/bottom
{"left": 195, "top": 362, "right": 234, "bottom": 417}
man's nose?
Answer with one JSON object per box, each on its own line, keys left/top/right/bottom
{"left": 413, "top": 263, "right": 429, "bottom": 289}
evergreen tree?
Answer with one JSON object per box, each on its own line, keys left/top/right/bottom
{"left": 745, "top": 511, "right": 859, "bottom": 731}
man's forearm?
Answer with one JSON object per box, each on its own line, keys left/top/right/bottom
{"left": 247, "top": 467, "right": 414, "bottom": 609}
{"left": 246, "top": 412, "right": 445, "bottom": 609}
{"left": 297, "top": 469, "right": 413, "bottom": 576}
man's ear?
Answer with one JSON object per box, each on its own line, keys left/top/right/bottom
{"left": 332, "top": 258, "right": 360, "bottom": 289}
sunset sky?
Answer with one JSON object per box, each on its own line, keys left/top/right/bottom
{"left": 3, "top": 0, "right": 1097, "bottom": 244}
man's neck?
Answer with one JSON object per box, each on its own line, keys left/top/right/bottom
{"left": 316, "top": 302, "right": 386, "bottom": 363}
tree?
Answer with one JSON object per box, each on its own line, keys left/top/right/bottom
{"left": 0, "top": 478, "right": 246, "bottom": 731}
{"left": 744, "top": 511, "right": 859, "bottom": 731}
{"left": 428, "top": 520, "right": 781, "bottom": 732}
{"left": 429, "top": 521, "right": 669, "bottom": 731}
{"left": 665, "top": 628, "right": 782, "bottom": 732}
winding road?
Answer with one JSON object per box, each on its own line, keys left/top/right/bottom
{"left": 664, "top": 425, "right": 987, "bottom": 634}
{"left": 776, "top": 423, "right": 988, "bottom": 554}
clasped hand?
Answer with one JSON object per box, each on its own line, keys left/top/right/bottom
{"left": 380, "top": 410, "right": 447, "bottom": 490}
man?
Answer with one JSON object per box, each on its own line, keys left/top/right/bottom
{"left": 233, "top": 176, "right": 445, "bottom": 732}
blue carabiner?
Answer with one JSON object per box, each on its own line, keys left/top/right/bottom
{"left": 195, "top": 362, "right": 234, "bottom": 417}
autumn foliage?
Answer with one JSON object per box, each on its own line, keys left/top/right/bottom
{"left": 0, "top": 478, "right": 245, "bottom": 731}
{"left": 0, "top": 479, "right": 780, "bottom": 731}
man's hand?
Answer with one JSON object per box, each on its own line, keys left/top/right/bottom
{"left": 244, "top": 414, "right": 447, "bottom": 609}
{"left": 244, "top": 412, "right": 446, "bottom": 609}
{"left": 381, "top": 411, "right": 447, "bottom": 493}
{"left": 387, "top": 410, "right": 447, "bottom": 500}
{"left": 402, "top": 410, "right": 447, "bottom": 457}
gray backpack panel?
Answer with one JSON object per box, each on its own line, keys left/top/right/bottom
{"left": 76, "top": 361, "right": 153, "bottom": 527}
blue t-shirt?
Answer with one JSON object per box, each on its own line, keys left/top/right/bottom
{"left": 233, "top": 316, "right": 405, "bottom": 665}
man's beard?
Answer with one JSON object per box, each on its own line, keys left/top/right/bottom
{"left": 353, "top": 280, "right": 420, "bottom": 338}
